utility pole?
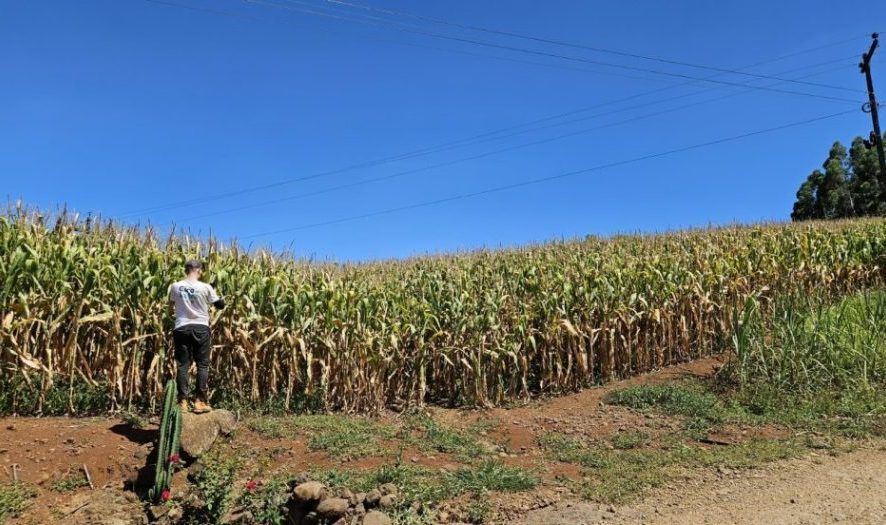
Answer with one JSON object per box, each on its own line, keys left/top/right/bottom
{"left": 859, "top": 33, "right": 886, "bottom": 200}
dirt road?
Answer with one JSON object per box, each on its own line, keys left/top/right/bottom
{"left": 519, "top": 446, "right": 886, "bottom": 524}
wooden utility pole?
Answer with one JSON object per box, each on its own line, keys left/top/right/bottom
{"left": 859, "top": 33, "right": 886, "bottom": 200}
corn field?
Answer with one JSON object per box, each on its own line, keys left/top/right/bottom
{"left": 1, "top": 208, "right": 884, "bottom": 415}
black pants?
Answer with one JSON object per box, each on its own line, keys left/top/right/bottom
{"left": 173, "top": 324, "right": 211, "bottom": 401}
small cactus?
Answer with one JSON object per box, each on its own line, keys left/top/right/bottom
{"left": 148, "top": 380, "right": 183, "bottom": 502}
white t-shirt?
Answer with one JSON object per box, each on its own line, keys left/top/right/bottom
{"left": 168, "top": 279, "right": 221, "bottom": 329}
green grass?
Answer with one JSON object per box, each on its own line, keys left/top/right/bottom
{"left": 448, "top": 461, "right": 539, "bottom": 493}
{"left": 247, "top": 414, "right": 398, "bottom": 460}
{"left": 0, "top": 483, "right": 36, "bottom": 524}
{"left": 50, "top": 470, "right": 89, "bottom": 493}
{"left": 611, "top": 430, "right": 650, "bottom": 450}
{"left": 407, "top": 414, "right": 490, "bottom": 461}
{"left": 605, "top": 382, "right": 729, "bottom": 421}
{"left": 730, "top": 290, "right": 886, "bottom": 394}
{"left": 539, "top": 431, "right": 803, "bottom": 504}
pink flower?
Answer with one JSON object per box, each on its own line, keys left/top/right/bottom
{"left": 168, "top": 453, "right": 181, "bottom": 464}
{"left": 161, "top": 489, "right": 171, "bottom": 502}
{"left": 245, "top": 480, "right": 258, "bottom": 491}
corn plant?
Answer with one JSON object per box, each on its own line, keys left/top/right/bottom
{"left": 0, "top": 203, "right": 884, "bottom": 414}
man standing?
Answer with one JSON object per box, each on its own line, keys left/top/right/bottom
{"left": 169, "top": 260, "right": 225, "bottom": 414}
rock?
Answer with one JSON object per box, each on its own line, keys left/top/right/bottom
{"left": 362, "top": 510, "right": 392, "bottom": 525}
{"left": 62, "top": 489, "right": 147, "bottom": 525}
{"left": 342, "top": 488, "right": 356, "bottom": 505}
{"left": 133, "top": 445, "right": 151, "bottom": 460}
{"left": 294, "top": 481, "right": 328, "bottom": 506}
{"left": 378, "top": 483, "right": 398, "bottom": 497}
{"left": 363, "top": 488, "right": 381, "bottom": 508}
{"left": 187, "top": 462, "right": 205, "bottom": 482}
{"left": 167, "top": 506, "right": 183, "bottom": 521}
{"left": 180, "top": 409, "right": 238, "bottom": 458}
{"left": 292, "top": 471, "right": 311, "bottom": 485}
{"left": 316, "top": 498, "right": 350, "bottom": 519}
{"left": 220, "top": 509, "right": 254, "bottom": 524}
{"left": 332, "top": 519, "right": 347, "bottom": 525}
{"left": 378, "top": 495, "right": 396, "bottom": 509}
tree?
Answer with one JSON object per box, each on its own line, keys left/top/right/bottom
{"left": 791, "top": 171, "right": 821, "bottom": 221}
{"left": 791, "top": 134, "right": 886, "bottom": 221}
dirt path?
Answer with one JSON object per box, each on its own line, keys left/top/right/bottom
{"left": 518, "top": 446, "right": 886, "bottom": 524}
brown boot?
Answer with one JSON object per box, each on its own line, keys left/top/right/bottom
{"left": 179, "top": 400, "right": 190, "bottom": 413}
{"left": 192, "top": 400, "right": 212, "bottom": 414}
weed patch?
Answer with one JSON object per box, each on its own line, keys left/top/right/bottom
{"left": 50, "top": 470, "right": 89, "bottom": 492}
{"left": 0, "top": 482, "right": 36, "bottom": 523}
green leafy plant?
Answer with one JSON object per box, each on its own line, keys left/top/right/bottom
{"left": 50, "top": 470, "right": 89, "bottom": 493}
{"left": 240, "top": 478, "right": 288, "bottom": 525}
{"left": 185, "top": 456, "right": 241, "bottom": 525}
{"left": 0, "top": 482, "right": 37, "bottom": 523}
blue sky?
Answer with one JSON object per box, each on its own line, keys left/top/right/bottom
{"left": 2, "top": 1, "right": 883, "bottom": 261}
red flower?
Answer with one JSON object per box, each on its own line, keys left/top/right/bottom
{"left": 245, "top": 480, "right": 258, "bottom": 491}
{"left": 168, "top": 453, "right": 181, "bottom": 464}
{"left": 161, "top": 489, "right": 171, "bottom": 502}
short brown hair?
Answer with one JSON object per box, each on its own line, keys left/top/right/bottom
{"left": 184, "top": 260, "right": 203, "bottom": 274}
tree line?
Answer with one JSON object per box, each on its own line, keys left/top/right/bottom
{"left": 791, "top": 133, "right": 886, "bottom": 221}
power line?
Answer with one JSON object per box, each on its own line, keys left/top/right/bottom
{"left": 240, "top": 109, "right": 856, "bottom": 239}
{"left": 251, "top": 0, "right": 863, "bottom": 102}
{"left": 179, "top": 61, "right": 854, "bottom": 223}
{"left": 314, "top": 0, "right": 859, "bottom": 93}
{"left": 121, "top": 14, "right": 860, "bottom": 219}
{"left": 142, "top": 0, "right": 671, "bottom": 83}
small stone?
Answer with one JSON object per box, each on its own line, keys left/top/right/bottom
{"left": 316, "top": 498, "right": 349, "bottom": 519}
{"left": 378, "top": 483, "right": 398, "bottom": 496}
{"left": 167, "top": 506, "right": 183, "bottom": 521}
{"left": 293, "top": 471, "right": 311, "bottom": 485}
{"left": 364, "top": 488, "right": 381, "bottom": 508}
{"left": 294, "top": 481, "right": 328, "bottom": 505}
{"left": 363, "top": 510, "right": 392, "bottom": 525}
{"left": 147, "top": 504, "right": 169, "bottom": 521}
{"left": 187, "top": 462, "right": 205, "bottom": 482}
{"left": 378, "top": 495, "right": 396, "bottom": 509}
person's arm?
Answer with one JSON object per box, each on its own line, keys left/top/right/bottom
{"left": 168, "top": 284, "right": 175, "bottom": 303}
{"left": 208, "top": 285, "right": 225, "bottom": 310}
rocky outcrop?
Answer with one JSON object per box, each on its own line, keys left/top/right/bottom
{"left": 179, "top": 409, "right": 237, "bottom": 458}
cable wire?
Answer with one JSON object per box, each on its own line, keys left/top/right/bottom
{"left": 179, "top": 61, "right": 854, "bottom": 223}
{"left": 251, "top": 0, "right": 863, "bottom": 102}
{"left": 240, "top": 109, "right": 856, "bottom": 239}
{"left": 314, "top": 0, "right": 859, "bottom": 93}
{"left": 123, "top": 4, "right": 862, "bottom": 218}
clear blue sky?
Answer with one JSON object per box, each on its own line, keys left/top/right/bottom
{"left": 2, "top": 0, "right": 883, "bottom": 261}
